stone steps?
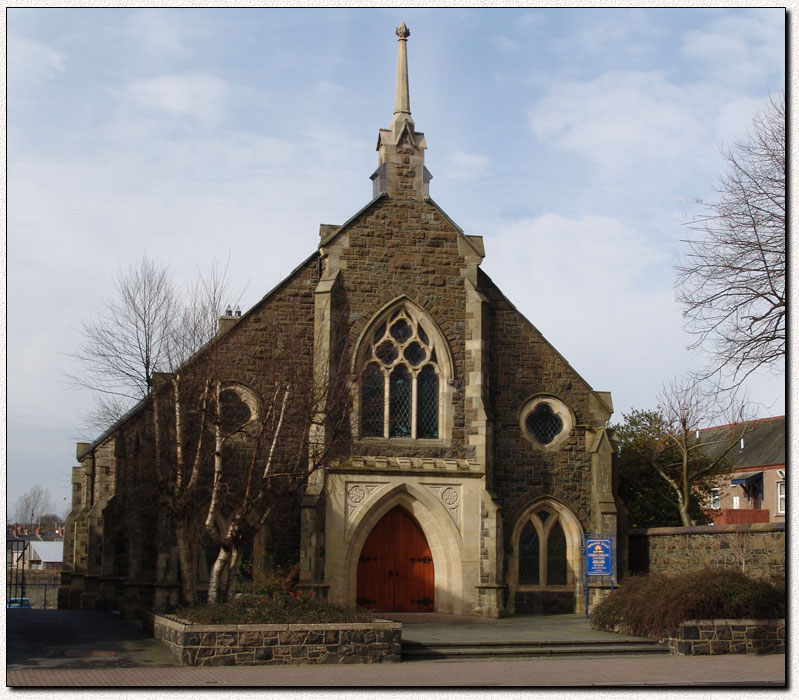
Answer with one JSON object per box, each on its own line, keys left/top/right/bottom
{"left": 402, "top": 639, "right": 669, "bottom": 661}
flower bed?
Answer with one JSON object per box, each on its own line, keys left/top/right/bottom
{"left": 144, "top": 613, "right": 402, "bottom": 666}
{"left": 667, "top": 619, "right": 785, "bottom": 655}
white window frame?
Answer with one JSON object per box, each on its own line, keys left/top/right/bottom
{"left": 777, "top": 481, "right": 785, "bottom": 514}
{"left": 710, "top": 487, "right": 720, "bottom": 510}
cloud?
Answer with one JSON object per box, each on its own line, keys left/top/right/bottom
{"left": 7, "top": 35, "right": 66, "bottom": 88}
{"left": 444, "top": 150, "right": 490, "bottom": 181}
{"left": 126, "top": 9, "right": 194, "bottom": 60}
{"left": 122, "top": 73, "right": 230, "bottom": 122}
{"left": 680, "top": 10, "right": 784, "bottom": 87}
{"left": 313, "top": 80, "right": 344, "bottom": 95}
{"left": 527, "top": 71, "right": 724, "bottom": 188}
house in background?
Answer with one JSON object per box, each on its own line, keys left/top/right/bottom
{"left": 701, "top": 416, "right": 785, "bottom": 525}
{"left": 27, "top": 541, "right": 65, "bottom": 571}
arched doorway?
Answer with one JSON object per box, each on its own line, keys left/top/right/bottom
{"left": 356, "top": 506, "right": 434, "bottom": 612}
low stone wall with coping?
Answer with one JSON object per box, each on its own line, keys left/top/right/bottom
{"left": 144, "top": 613, "right": 402, "bottom": 666}
{"left": 667, "top": 619, "right": 785, "bottom": 655}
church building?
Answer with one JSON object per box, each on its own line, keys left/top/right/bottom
{"left": 60, "top": 25, "right": 620, "bottom": 618}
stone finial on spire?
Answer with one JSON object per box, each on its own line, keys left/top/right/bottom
{"left": 373, "top": 22, "right": 431, "bottom": 200}
{"left": 394, "top": 23, "right": 411, "bottom": 117}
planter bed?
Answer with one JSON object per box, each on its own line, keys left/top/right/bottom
{"left": 144, "top": 612, "right": 402, "bottom": 666}
{"left": 667, "top": 619, "right": 785, "bottom": 655}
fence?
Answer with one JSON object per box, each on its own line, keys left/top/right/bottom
{"left": 6, "top": 569, "right": 62, "bottom": 609}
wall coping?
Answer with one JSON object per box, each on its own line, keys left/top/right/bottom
{"left": 679, "top": 619, "right": 785, "bottom": 626}
{"left": 146, "top": 611, "right": 401, "bottom": 632}
{"left": 629, "top": 522, "right": 785, "bottom": 536}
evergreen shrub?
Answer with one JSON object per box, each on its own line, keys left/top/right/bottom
{"left": 174, "top": 566, "right": 375, "bottom": 625}
{"left": 590, "top": 568, "right": 785, "bottom": 638}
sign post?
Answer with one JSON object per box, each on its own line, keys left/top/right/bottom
{"left": 583, "top": 535, "right": 615, "bottom": 618}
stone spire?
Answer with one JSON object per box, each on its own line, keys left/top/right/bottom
{"left": 393, "top": 23, "right": 411, "bottom": 118}
{"left": 372, "top": 23, "right": 431, "bottom": 200}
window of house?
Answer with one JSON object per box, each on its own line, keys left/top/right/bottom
{"left": 360, "top": 308, "right": 441, "bottom": 439}
{"left": 777, "top": 481, "right": 785, "bottom": 514}
{"left": 710, "top": 487, "right": 720, "bottom": 510}
{"left": 732, "top": 495, "right": 740, "bottom": 510}
{"left": 517, "top": 505, "right": 570, "bottom": 587}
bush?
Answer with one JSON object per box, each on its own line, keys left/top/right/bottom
{"left": 174, "top": 566, "right": 375, "bottom": 625}
{"left": 590, "top": 568, "right": 785, "bottom": 639}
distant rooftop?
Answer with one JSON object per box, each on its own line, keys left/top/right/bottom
{"left": 698, "top": 416, "right": 785, "bottom": 470}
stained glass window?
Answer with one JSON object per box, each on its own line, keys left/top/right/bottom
{"left": 219, "top": 389, "right": 252, "bottom": 434}
{"left": 389, "top": 366, "right": 412, "bottom": 437}
{"left": 525, "top": 404, "right": 564, "bottom": 444}
{"left": 519, "top": 521, "right": 539, "bottom": 584}
{"left": 547, "top": 520, "right": 567, "bottom": 585}
{"left": 361, "top": 363, "right": 384, "bottom": 437}
{"left": 360, "top": 308, "right": 443, "bottom": 439}
{"left": 417, "top": 365, "right": 438, "bottom": 438}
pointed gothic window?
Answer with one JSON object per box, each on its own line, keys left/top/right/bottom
{"left": 359, "top": 307, "right": 444, "bottom": 440}
{"left": 517, "top": 506, "right": 571, "bottom": 587}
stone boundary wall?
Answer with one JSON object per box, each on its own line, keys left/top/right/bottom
{"left": 668, "top": 619, "right": 785, "bottom": 655}
{"left": 628, "top": 522, "right": 784, "bottom": 579}
{"left": 144, "top": 613, "right": 402, "bottom": 666}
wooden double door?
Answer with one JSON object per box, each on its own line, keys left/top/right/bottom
{"left": 356, "top": 507, "right": 435, "bottom": 612}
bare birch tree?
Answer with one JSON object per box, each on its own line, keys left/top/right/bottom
{"left": 677, "top": 92, "right": 785, "bottom": 387}
{"left": 621, "top": 379, "right": 752, "bottom": 527}
{"left": 69, "top": 256, "right": 241, "bottom": 431}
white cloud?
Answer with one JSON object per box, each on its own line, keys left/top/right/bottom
{"left": 444, "top": 150, "right": 490, "bottom": 181}
{"left": 126, "top": 9, "right": 194, "bottom": 60}
{"left": 680, "top": 10, "right": 785, "bottom": 87}
{"left": 313, "top": 80, "right": 344, "bottom": 95}
{"left": 122, "top": 73, "right": 229, "bottom": 122}
{"left": 527, "top": 71, "right": 725, "bottom": 188}
{"left": 7, "top": 35, "right": 66, "bottom": 88}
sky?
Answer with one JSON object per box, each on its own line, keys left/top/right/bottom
{"left": 5, "top": 6, "right": 787, "bottom": 517}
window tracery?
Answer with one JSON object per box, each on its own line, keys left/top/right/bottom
{"left": 359, "top": 306, "right": 444, "bottom": 440}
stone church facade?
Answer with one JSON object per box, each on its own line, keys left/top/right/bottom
{"left": 60, "top": 25, "right": 620, "bottom": 618}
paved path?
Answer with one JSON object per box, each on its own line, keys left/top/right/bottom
{"left": 6, "top": 654, "right": 786, "bottom": 687}
{"left": 5, "top": 609, "right": 787, "bottom": 687}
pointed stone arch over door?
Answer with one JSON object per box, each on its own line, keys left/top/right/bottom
{"left": 356, "top": 506, "right": 435, "bottom": 612}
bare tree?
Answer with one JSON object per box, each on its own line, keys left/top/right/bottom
{"left": 14, "top": 485, "right": 54, "bottom": 529}
{"left": 677, "top": 92, "right": 785, "bottom": 387}
{"left": 68, "top": 255, "right": 240, "bottom": 431}
{"left": 624, "top": 379, "right": 751, "bottom": 527}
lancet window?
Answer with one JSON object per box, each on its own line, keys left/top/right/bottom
{"left": 359, "top": 307, "right": 444, "bottom": 440}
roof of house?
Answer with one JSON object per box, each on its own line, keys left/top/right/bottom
{"left": 28, "top": 541, "right": 64, "bottom": 564}
{"left": 697, "top": 415, "right": 785, "bottom": 470}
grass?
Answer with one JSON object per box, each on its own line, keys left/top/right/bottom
{"left": 172, "top": 566, "right": 375, "bottom": 625}
{"left": 590, "top": 568, "right": 785, "bottom": 639}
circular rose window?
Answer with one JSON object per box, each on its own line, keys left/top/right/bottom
{"left": 519, "top": 396, "right": 573, "bottom": 449}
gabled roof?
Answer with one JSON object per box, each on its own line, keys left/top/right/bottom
{"left": 697, "top": 416, "right": 785, "bottom": 470}
{"left": 28, "top": 541, "right": 64, "bottom": 564}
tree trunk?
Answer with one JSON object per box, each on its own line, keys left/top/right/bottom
{"left": 207, "top": 545, "right": 231, "bottom": 604}
{"left": 175, "top": 518, "right": 198, "bottom": 605}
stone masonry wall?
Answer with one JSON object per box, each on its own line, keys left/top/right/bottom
{"left": 628, "top": 523, "right": 785, "bottom": 580}
{"left": 481, "top": 271, "right": 598, "bottom": 530}
{"left": 668, "top": 619, "right": 785, "bottom": 655}
{"left": 146, "top": 613, "right": 402, "bottom": 665}
{"left": 334, "top": 198, "right": 470, "bottom": 460}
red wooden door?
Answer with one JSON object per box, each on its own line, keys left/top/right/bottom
{"left": 356, "top": 507, "right": 434, "bottom": 612}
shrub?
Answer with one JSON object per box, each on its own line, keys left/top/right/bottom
{"left": 590, "top": 568, "right": 785, "bottom": 639}
{"left": 174, "top": 566, "right": 375, "bottom": 625}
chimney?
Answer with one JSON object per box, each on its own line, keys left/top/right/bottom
{"left": 218, "top": 306, "right": 238, "bottom": 335}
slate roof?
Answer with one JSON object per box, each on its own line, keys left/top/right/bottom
{"left": 28, "top": 541, "right": 64, "bottom": 564}
{"left": 697, "top": 416, "right": 785, "bottom": 470}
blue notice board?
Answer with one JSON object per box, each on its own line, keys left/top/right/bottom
{"left": 585, "top": 537, "right": 613, "bottom": 577}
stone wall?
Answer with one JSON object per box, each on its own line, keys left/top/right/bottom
{"left": 667, "top": 619, "right": 785, "bottom": 655}
{"left": 628, "top": 522, "right": 785, "bottom": 580}
{"left": 146, "top": 613, "right": 402, "bottom": 666}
